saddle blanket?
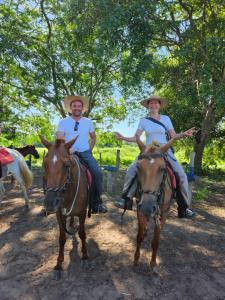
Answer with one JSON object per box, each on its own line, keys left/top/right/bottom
{"left": 81, "top": 164, "right": 93, "bottom": 187}
{"left": 0, "top": 148, "right": 14, "bottom": 166}
{"left": 166, "top": 165, "right": 176, "bottom": 189}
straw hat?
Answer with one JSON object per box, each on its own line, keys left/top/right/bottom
{"left": 140, "top": 95, "right": 168, "bottom": 108}
{"left": 64, "top": 95, "right": 89, "bottom": 113}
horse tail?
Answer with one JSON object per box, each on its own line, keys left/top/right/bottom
{"left": 19, "top": 158, "right": 33, "bottom": 189}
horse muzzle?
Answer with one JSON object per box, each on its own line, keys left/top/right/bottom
{"left": 138, "top": 197, "right": 159, "bottom": 219}
{"left": 44, "top": 191, "right": 64, "bottom": 214}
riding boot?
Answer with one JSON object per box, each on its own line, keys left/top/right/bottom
{"left": 176, "top": 188, "right": 197, "bottom": 218}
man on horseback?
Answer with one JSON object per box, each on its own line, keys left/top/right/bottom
{"left": 56, "top": 95, "right": 107, "bottom": 214}
{"left": 115, "top": 95, "right": 197, "bottom": 218}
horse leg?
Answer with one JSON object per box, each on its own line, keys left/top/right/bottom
{"left": 15, "top": 177, "right": 29, "bottom": 209}
{"left": 134, "top": 213, "right": 146, "bottom": 266}
{"left": 150, "top": 216, "right": 166, "bottom": 271}
{"left": 54, "top": 212, "right": 67, "bottom": 280}
{"left": 67, "top": 216, "right": 79, "bottom": 235}
{"left": 9, "top": 163, "right": 30, "bottom": 209}
{"left": 78, "top": 214, "right": 88, "bottom": 264}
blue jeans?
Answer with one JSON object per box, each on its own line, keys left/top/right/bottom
{"left": 75, "top": 150, "right": 102, "bottom": 206}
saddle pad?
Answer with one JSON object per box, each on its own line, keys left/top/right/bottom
{"left": 0, "top": 148, "right": 14, "bottom": 166}
{"left": 81, "top": 165, "right": 92, "bottom": 187}
{"left": 166, "top": 165, "right": 176, "bottom": 189}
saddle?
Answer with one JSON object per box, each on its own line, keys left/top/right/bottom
{"left": 80, "top": 164, "right": 93, "bottom": 188}
{"left": 166, "top": 164, "right": 176, "bottom": 189}
{"left": 72, "top": 153, "right": 93, "bottom": 188}
{"left": 0, "top": 148, "right": 14, "bottom": 166}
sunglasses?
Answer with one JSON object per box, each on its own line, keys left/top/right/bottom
{"left": 74, "top": 121, "right": 79, "bottom": 131}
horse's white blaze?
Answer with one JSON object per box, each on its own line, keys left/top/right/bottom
{"left": 52, "top": 155, "right": 58, "bottom": 164}
{"left": 149, "top": 158, "right": 155, "bottom": 164}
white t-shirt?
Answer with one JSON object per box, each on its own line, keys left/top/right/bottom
{"left": 137, "top": 115, "right": 174, "bottom": 145}
{"left": 57, "top": 116, "right": 94, "bottom": 152}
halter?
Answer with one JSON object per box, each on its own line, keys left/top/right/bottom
{"left": 45, "top": 165, "right": 72, "bottom": 194}
{"left": 44, "top": 155, "right": 81, "bottom": 217}
{"left": 137, "top": 152, "right": 168, "bottom": 214}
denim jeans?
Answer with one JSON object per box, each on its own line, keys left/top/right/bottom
{"left": 74, "top": 150, "right": 102, "bottom": 206}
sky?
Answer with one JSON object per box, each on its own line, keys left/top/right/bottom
{"left": 112, "top": 119, "right": 139, "bottom": 136}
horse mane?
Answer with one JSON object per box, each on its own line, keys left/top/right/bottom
{"left": 145, "top": 140, "right": 161, "bottom": 154}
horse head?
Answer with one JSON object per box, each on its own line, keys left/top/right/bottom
{"left": 40, "top": 135, "right": 78, "bottom": 214}
{"left": 136, "top": 138, "right": 176, "bottom": 219}
{"left": 28, "top": 145, "right": 40, "bottom": 159}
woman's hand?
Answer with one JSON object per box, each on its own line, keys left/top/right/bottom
{"left": 175, "top": 127, "right": 197, "bottom": 140}
{"left": 114, "top": 132, "right": 124, "bottom": 141}
{"left": 183, "top": 127, "right": 197, "bottom": 137}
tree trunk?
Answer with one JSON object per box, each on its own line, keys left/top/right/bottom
{"left": 194, "top": 98, "right": 216, "bottom": 174}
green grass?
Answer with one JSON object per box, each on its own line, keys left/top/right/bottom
{"left": 32, "top": 145, "right": 225, "bottom": 173}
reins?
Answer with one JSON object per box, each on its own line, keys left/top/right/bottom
{"left": 61, "top": 155, "right": 81, "bottom": 216}
{"left": 44, "top": 154, "right": 82, "bottom": 217}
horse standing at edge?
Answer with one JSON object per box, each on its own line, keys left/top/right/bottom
{"left": 133, "top": 136, "right": 181, "bottom": 272}
{"left": 0, "top": 148, "right": 33, "bottom": 207}
{"left": 9, "top": 145, "right": 40, "bottom": 159}
{"left": 40, "top": 136, "right": 89, "bottom": 280}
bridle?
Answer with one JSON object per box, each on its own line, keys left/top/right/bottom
{"left": 44, "top": 155, "right": 81, "bottom": 217}
{"left": 137, "top": 152, "right": 169, "bottom": 214}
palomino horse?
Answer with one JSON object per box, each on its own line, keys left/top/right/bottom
{"left": 40, "top": 136, "right": 89, "bottom": 280}
{"left": 133, "top": 136, "right": 180, "bottom": 272}
{"left": 0, "top": 148, "right": 33, "bottom": 207}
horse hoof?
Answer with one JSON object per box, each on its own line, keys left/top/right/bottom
{"left": 54, "top": 269, "right": 62, "bottom": 280}
{"left": 150, "top": 265, "right": 159, "bottom": 276}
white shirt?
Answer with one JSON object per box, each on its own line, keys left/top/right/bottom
{"left": 57, "top": 116, "right": 94, "bottom": 152}
{"left": 137, "top": 115, "right": 174, "bottom": 145}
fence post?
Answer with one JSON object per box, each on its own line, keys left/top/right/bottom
{"left": 116, "top": 149, "right": 120, "bottom": 171}
{"left": 187, "top": 152, "right": 196, "bottom": 207}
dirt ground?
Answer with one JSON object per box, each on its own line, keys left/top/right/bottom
{"left": 0, "top": 169, "right": 225, "bottom": 300}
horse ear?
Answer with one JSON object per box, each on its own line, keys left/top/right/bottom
{"left": 65, "top": 136, "right": 78, "bottom": 152}
{"left": 159, "top": 138, "right": 175, "bottom": 153}
{"left": 136, "top": 134, "right": 146, "bottom": 153}
{"left": 39, "top": 135, "right": 52, "bottom": 149}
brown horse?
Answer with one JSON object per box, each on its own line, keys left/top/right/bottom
{"left": 134, "top": 137, "right": 179, "bottom": 272}
{"left": 10, "top": 145, "right": 40, "bottom": 159}
{"left": 40, "top": 136, "right": 89, "bottom": 280}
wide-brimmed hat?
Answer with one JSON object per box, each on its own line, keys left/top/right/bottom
{"left": 64, "top": 95, "right": 89, "bottom": 113}
{"left": 140, "top": 95, "right": 168, "bottom": 108}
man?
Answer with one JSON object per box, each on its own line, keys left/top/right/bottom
{"left": 115, "top": 95, "right": 197, "bottom": 218}
{"left": 56, "top": 95, "right": 107, "bottom": 213}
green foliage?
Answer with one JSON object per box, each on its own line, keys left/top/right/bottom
{"left": 194, "top": 187, "right": 209, "bottom": 202}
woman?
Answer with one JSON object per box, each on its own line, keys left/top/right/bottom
{"left": 115, "top": 95, "right": 197, "bottom": 218}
